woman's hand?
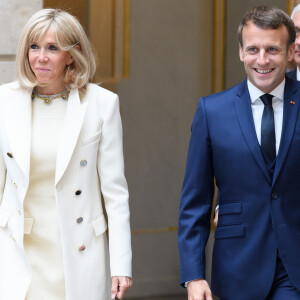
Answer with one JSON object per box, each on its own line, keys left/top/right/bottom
{"left": 111, "top": 276, "right": 133, "bottom": 299}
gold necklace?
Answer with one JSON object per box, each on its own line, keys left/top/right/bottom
{"left": 31, "top": 90, "right": 70, "bottom": 105}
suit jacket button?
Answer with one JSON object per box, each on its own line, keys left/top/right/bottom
{"left": 80, "top": 160, "right": 87, "bottom": 166}
{"left": 77, "top": 217, "right": 83, "bottom": 224}
{"left": 75, "top": 190, "right": 82, "bottom": 196}
{"left": 79, "top": 245, "right": 86, "bottom": 252}
{"left": 7, "top": 152, "right": 13, "bottom": 158}
{"left": 272, "top": 192, "right": 278, "bottom": 199}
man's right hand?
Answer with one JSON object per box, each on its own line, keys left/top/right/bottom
{"left": 187, "top": 279, "right": 213, "bottom": 300}
{"left": 213, "top": 209, "right": 219, "bottom": 228}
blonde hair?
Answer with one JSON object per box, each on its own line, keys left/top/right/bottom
{"left": 16, "top": 8, "right": 96, "bottom": 91}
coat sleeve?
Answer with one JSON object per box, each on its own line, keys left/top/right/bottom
{"left": 97, "top": 94, "right": 132, "bottom": 278}
{"left": 0, "top": 94, "right": 6, "bottom": 204}
{"left": 0, "top": 141, "right": 6, "bottom": 204}
{"left": 178, "top": 97, "right": 215, "bottom": 286}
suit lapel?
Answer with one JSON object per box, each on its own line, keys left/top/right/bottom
{"left": 273, "top": 77, "right": 300, "bottom": 185}
{"left": 234, "top": 80, "right": 271, "bottom": 182}
{"left": 55, "top": 88, "right": 88, "bottom": 185}
{"left": 5, "top": 85, "right": 32, "bottom": 181}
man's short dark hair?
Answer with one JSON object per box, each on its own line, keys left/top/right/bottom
{"left": 238, "top": 5, "right": 296, "bottom": 49}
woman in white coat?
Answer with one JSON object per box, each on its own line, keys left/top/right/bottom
{"left": 0, "top": 8, "right": 132, "bottom": 300}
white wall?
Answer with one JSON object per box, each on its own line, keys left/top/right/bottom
{"left": 0, "top": 0, "right": 42, "bottom": 83}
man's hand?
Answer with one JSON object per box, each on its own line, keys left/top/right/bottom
{"left": 187, "top": 279, "right": 213, "bottom": 300}
{"left": 111, "top": 276, "right": 133, "bottom": 299}
{"left": 213, "top": 209, "right": 219, "bottom": 228}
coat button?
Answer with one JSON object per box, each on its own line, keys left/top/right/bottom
{"left": 77, "top": 217, "right": 83, "bottom": 224}
{"left": 12, "top": 181, "right": 17, "bottom": 188}
{"left": 271, "top": 192, "right": 278, "bottom": 199}
{"left": 80, "top": 160, "right": 87, "bottom": 166}
{"left": 7, "top": 152, "right": 13, "bottom": 158}
{"left": 79, "top": 245, "right": 86, "bottom": 252}
{"left": 75, "top": 190, "right": 82, "bottom": 196}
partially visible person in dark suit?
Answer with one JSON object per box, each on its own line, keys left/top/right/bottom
{"left": 287, "top": 4, "right": 300, "bottom": 80}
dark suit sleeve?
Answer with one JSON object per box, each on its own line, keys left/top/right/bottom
{"left": 286, "top": 69, "right": 297, "bottom": 81}
{"left": 178, "top": 97, "right": 215, "bottom": 286}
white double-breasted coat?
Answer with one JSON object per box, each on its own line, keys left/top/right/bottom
{"left": 0, "top": 82, "right": 132, "bottom": 300}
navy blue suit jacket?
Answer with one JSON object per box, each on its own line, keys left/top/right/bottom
{"left": 178, "top": 77, "right": 300, "bottom": 299}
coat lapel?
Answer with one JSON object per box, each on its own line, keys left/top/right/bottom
{"left": 5, "top": 85, "right": 32, "bottom": 181}
{"left": 55, "top": 88, "right": 88, "bottom": 185}
{"left": 273, "top": 77, "right": 300, "bottom": 185}
{"left": 234, "top": 80, "right": 271, "bottom": 182}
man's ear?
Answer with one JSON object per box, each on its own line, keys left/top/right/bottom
{"left": 239, "top": 44, "right": 244, "bottom": 62}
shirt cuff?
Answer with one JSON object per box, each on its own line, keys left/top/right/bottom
{"left": 215, "top": 204, "right": 219, "bottom": 213}
{"left": 185, "top": 279, "right": 201, "bottom": 288}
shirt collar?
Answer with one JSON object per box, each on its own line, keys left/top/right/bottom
{"left": 247, "top": 79, "right": 285, "bottom": 104}
{"left": 297, "top": 67, "right": 300, "bottom": 81}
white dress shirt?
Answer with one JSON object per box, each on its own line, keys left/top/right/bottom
{"left": 297, "top": 67, "right": 300, "bottom": 81}
{"left": 247, "top": 79, "right": 284, "bottom": 154}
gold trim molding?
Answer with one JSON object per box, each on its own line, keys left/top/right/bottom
{"left": 90, "top": 0, "right": 130, "bottom": 91}
{"left": 213, "top": 0, "right": 226, "bottom": 93}
{"left": 123, "top": 0, "right": 130, "bottom": 78}
{"left": 44, "top": 0, "right": 130, "bottom": 92}
{"left": 0, "top": 55, "right": 15, "bottom": 61}
{"left": 287, "top": 0, "right": 299, "bottom": 15}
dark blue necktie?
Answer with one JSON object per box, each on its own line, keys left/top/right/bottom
{"left": 260, "top": 94, "right": 276, "bottom": 161}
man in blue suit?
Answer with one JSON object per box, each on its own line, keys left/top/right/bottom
{"left": 178, "top": 6, "right": 300, "bottom": 300}
{"left": 287, "top": 4, "right": 300, "bottom": 81}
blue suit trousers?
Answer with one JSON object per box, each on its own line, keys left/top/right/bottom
{"left": 220, "top": 255, "right": 300, "bottom": 300}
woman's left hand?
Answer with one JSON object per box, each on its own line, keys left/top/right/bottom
{"left": 111, "top": 276, "right": 133, "bottom": 299}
